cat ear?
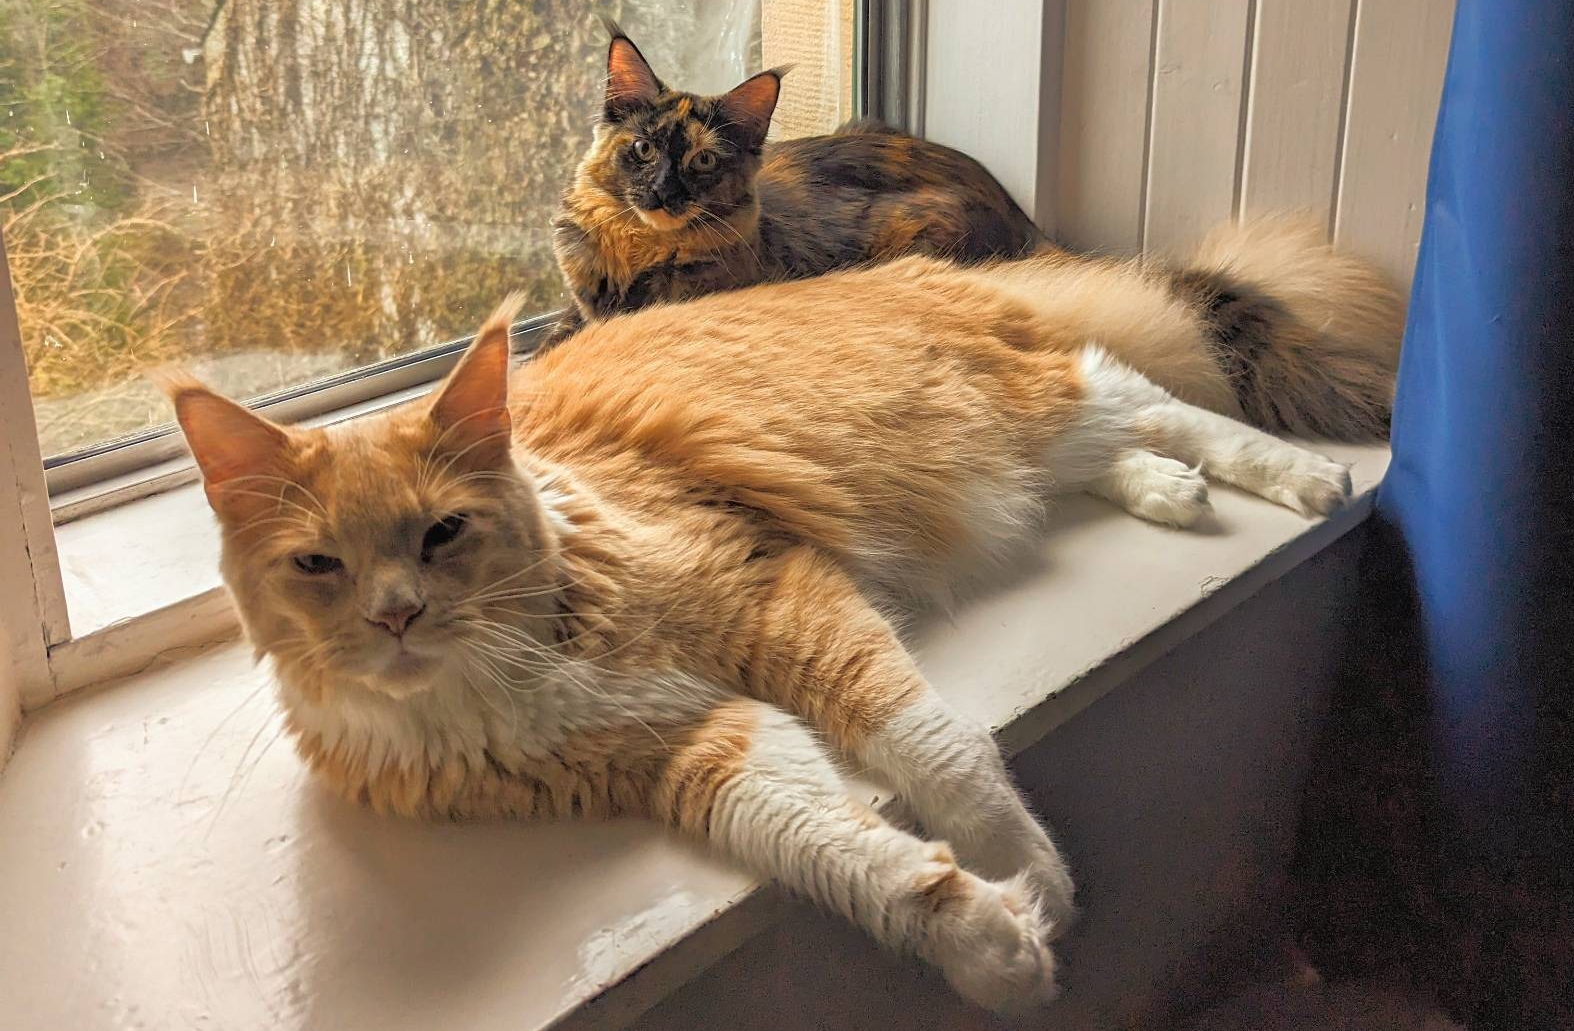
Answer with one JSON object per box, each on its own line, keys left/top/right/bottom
{"left": 720, "top": 68, "right": 786, "bottom": 149}
{"left": 428, "top": 294, "right": 520, "bottom": 466}
{"left": 603, "top": 21, "right": 663, "bottom": 118}
{"left": 163, "top": 374, "right": 294, "bottom": 516}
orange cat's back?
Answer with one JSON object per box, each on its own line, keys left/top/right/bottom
{"left": 515, "top": 260, "right": 1086, "bottom": 587}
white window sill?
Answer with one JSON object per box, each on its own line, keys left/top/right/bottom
{"left": 0, "top": 444, "right": 1390, "bottom": 1031}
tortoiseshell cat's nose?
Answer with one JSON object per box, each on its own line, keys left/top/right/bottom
{"left": 655, "top": 178, "right": 687, "bottom": 214}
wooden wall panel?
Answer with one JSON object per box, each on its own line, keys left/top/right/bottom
{"left": 1334, "top": 0, "right": 1456, "bottom": 287}
{"left": 1141, "top": 0, "right": 1252, "bottom": 255}
{"left": 1055, "top": 0, "right": 1157, "bottom": 254}
{"left": 1238, "top": 0, "right": 1355, "bottom": 227}
{"left": 1048, "top": 0, "right": 1453, "bottom": 285}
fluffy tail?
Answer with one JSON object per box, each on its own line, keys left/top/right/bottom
{"left": 1166, "top": 216, "right": 1405, "bottom": 440}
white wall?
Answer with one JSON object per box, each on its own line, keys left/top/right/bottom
{"left": 925, "top": 0, "right": 1064, "bottom": 229}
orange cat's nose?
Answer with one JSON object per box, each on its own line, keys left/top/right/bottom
{"left": 369, "top": 603, "right": 424, "bottom": 637}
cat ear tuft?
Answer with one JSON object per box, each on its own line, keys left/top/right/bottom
{"left": 603, "top": 21, "right": 663, "bottom": 118}
{"left": 159, "top": 371, "right": 294, "bottom": 514}
{"left": 428, "top": 294, "right": 520, "bottom": 465}
{"left": 720, "top": 68, "right": 786, "bottom": 149}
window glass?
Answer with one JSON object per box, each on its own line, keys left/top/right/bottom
{"left": 1, "top": 0, "right": 854, "bottom": 462}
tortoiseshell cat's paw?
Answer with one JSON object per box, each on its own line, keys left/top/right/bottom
{"left": 930, "top": 870, "right": 1060, "bottom": 1014}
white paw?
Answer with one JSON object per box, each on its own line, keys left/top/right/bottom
{"left": 1268, "top": 455, "right": 1353, "bottom": 517}
{"left": 930, "top": 870, "right": 1059, "bottom": 1014}
{"left": 1025, "top": 854, "right": 1078, "bottom": 940}
{"left": 960, "top": 828, "right": 1077, "bottom": 937}
{"left": 1117, "top": 453, "right": 1212, "bottom": 527}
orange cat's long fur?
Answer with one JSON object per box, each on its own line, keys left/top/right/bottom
{"left": 171, "top": 216, "right": 1402, "bottom": 1013}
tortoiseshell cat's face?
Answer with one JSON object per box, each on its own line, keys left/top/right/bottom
{"left": 587, "top": 28, "right": 782, "bottom": 231}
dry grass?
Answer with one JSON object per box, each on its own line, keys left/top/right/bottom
{"left": 2, "top": 0, "right": 695, "bottom": 456}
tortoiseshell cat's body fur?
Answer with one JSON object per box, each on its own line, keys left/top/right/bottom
{"left": 548, "top": 29, "right": 1043, "bottom": 344}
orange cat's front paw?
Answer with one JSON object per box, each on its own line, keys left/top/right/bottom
{"left": 930, "top": 870, "right": 1060, "bottom": 1014}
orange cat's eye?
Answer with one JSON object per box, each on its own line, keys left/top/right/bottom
{"left": 690, "top": 150, "right": 717, "bottom": 172}
{"left": 421, "top": 514, "right": 468, "bottom": 560}
{"left": 293, "top": 554, "right": 342, "bottom": 575}
{"left": 631, "top": 139, "right": 657, "bottom": 162}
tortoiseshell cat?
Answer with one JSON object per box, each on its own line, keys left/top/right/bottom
{"left": 547, "top": 23, "right": 1045, "bottom": 344}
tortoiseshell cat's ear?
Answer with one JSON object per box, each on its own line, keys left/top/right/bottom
{"left": 720, "top": 68, "right": 787, "bottom": 149}
{"left": 602, "top": 20, "right": 663, "bottom": 118}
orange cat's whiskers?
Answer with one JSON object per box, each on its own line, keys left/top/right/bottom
{"left": 224, "top": 473, "right": 328, "bottom": 516}
{"left": 458, "top": 617, "right": 672, "bottom": 746}
{"left": 219, "top": 487, "right": 323, "bottom": 526}
{"left": 462, "top": 622, "right": 560, "bottom": 668}
{"left": 415, "top": 424, "right": 514, "bottom": 496}
{"left": 461, "top": 644, "right": 553, "bottom": 702}
{"left": 206, "top": 710, "right": 288, "bottom": 841}
{"left": 443, "top": 470, "right": 526, "bottom": 491}
{"left": 464, "top": 578, "right": 578, "bottom": 608}
{"left": 458, "top": 622, "right": 561, "bottom": 677}
{"left": 179, "top": 678, "right": 273, "bottom": 802}
{"left": 284, "top": 635, "right": 343, "bottom": 675}
{"left": 455, "top": 556, "right": 562, "bottom": 608}
{"left": 234, "top": 519, "right": 314, "bottom": 543}
{"left": 460, "top": 654, "right": 523, "bottom": 733}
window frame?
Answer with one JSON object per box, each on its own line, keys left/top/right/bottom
{"left": 1, "top": 227, "right": 71, "bottom": 719}
{"left": 0, "top": 0, "right": 905, "bottom": 722}
{"left": 45, "top": 313, "right": 559, "bottom": 521}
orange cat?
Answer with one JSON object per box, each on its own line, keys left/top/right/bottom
{"left": 170, "top": 217, "right": 1401, "bottom": 1013}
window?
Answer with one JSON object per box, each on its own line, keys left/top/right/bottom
{"left": 1, "top": 0, "right": 857, "bottom": 497}
{"left": 0, "top": 0, "right": 867, "bottom": 711}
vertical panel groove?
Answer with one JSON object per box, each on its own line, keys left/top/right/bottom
{"left": 1058, "top": 0, "right": 1161, "bottom": 254}
{"left": 1328, "top": 0, "right": 1362, "bottom": 240}
{"left": 1231, "top": 0, "right": 1262, "bottom": 221}
{"left": 1333, "top": 0, "right": 1453, "bottom": 284}
{"left": 1137, "top": 0, "right": 1163, "bottom": 253}
{"left": 1142, "top": 0, "right": 1253, "bottom": 254}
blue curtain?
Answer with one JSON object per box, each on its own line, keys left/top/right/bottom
{"left": 1382, "top": 0, "right": 1574, "bottom": 882}
{"left": 1297, "top": 2, "right": 1573, "bottom": 1026}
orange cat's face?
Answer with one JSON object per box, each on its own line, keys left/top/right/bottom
{"left": 171, "top": 300, "right": 554, "bottom": 700}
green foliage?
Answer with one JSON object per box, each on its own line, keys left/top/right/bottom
{"left": 0, "top": 0, "right": 134, "bottom": 212}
